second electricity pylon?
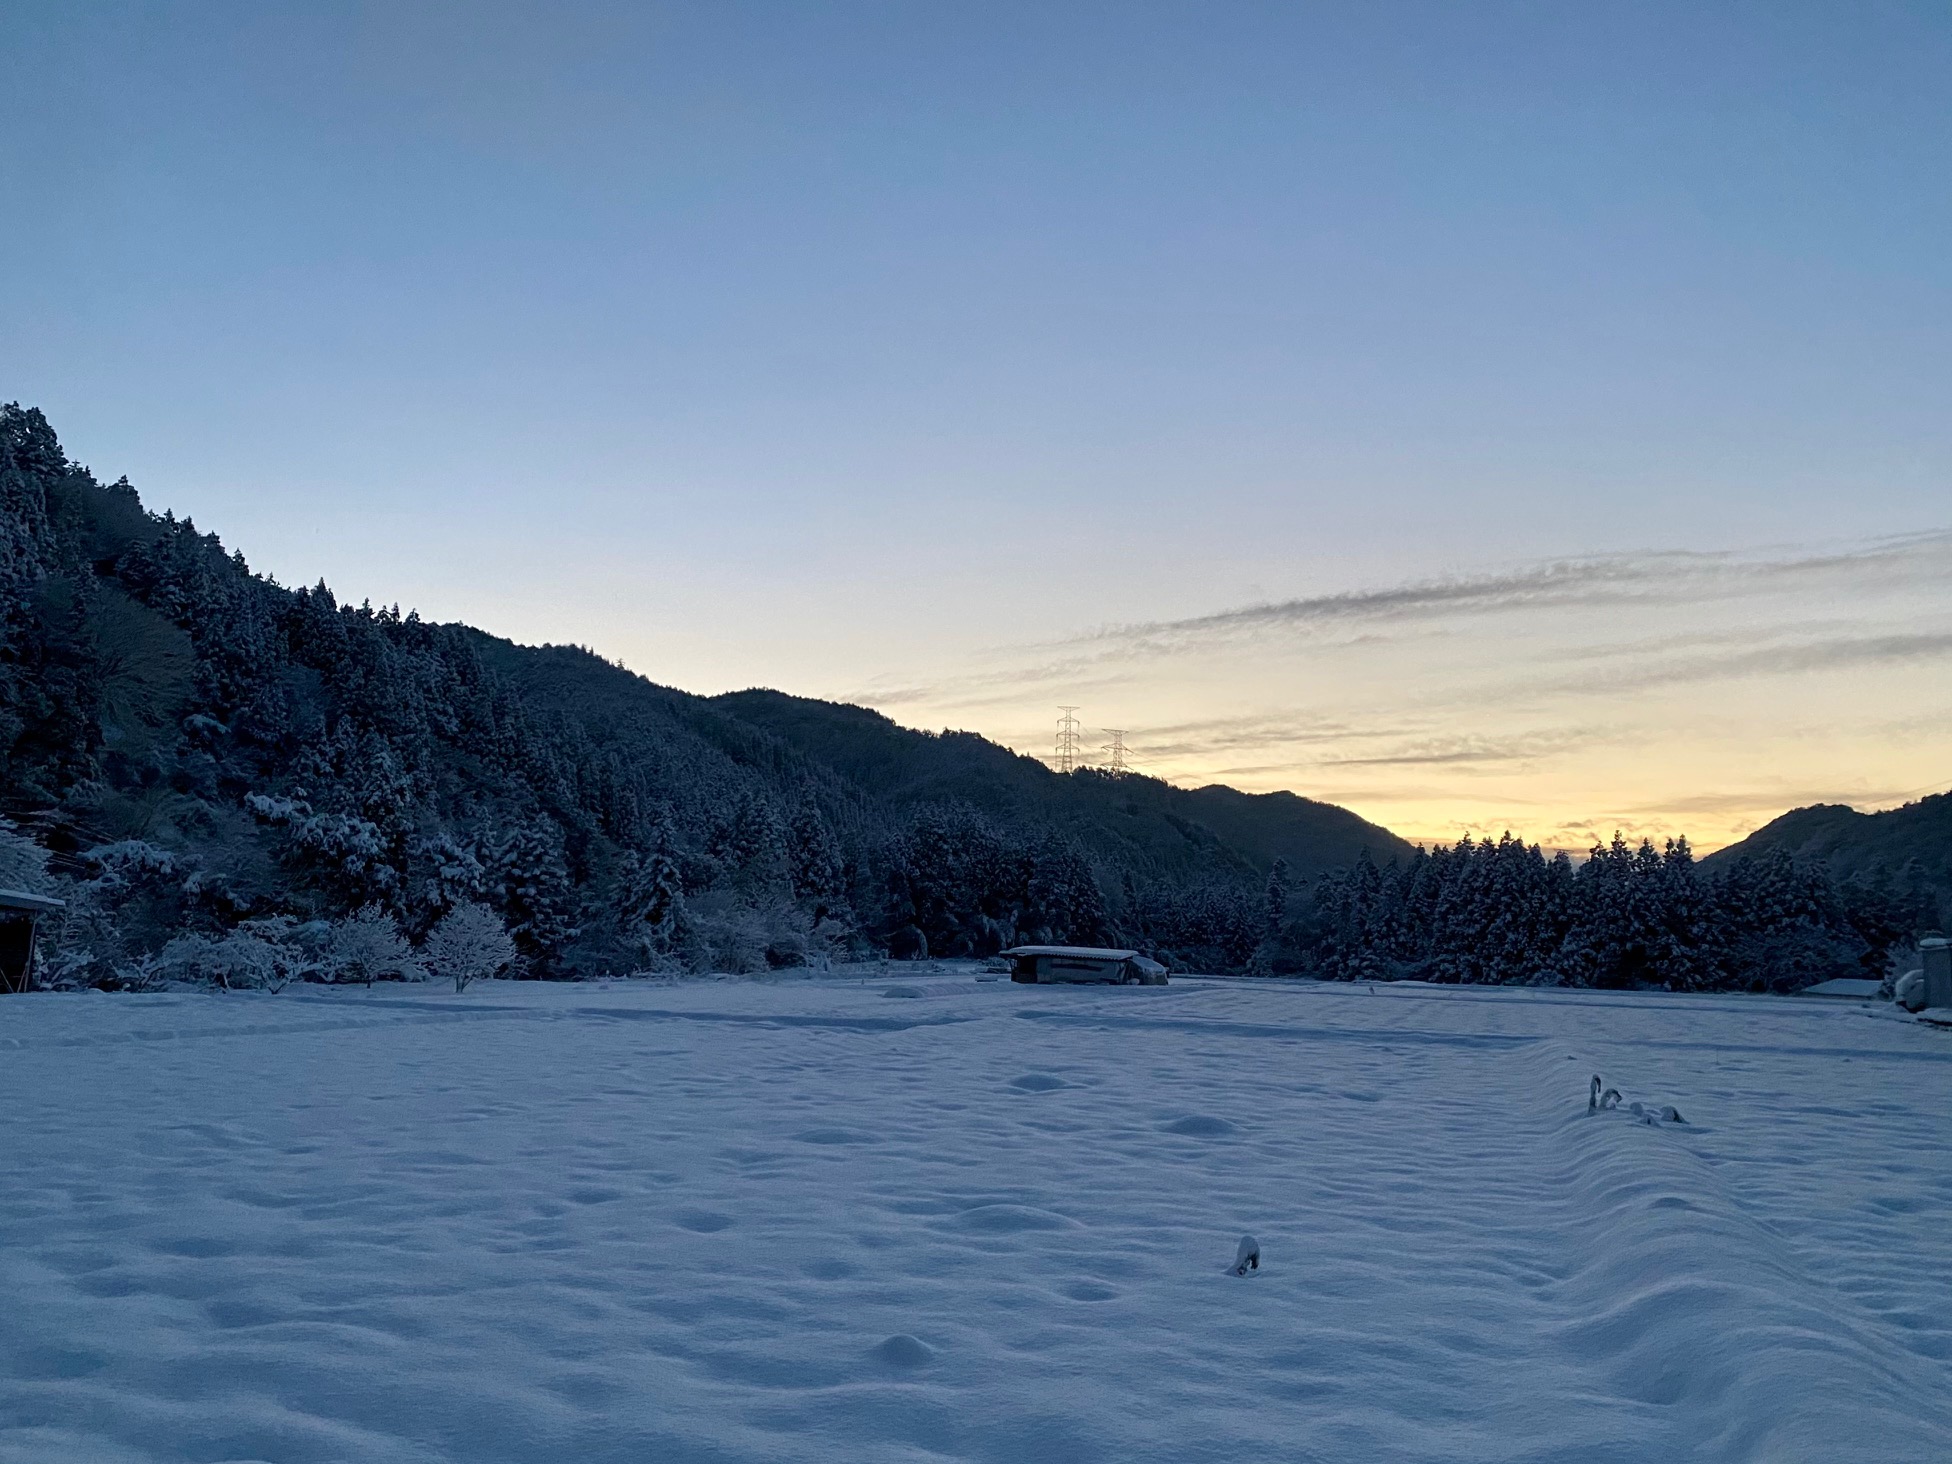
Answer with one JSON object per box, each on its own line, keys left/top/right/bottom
{"left": 1101, "top": 729, "right": 1129, "bottom": 775}
{"left": 1055, "top": 707, "right": 1083, "bottom": 774}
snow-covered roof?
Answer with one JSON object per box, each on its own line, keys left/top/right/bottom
{"left": 0, "top": 889, "right": 64, "bottom": 913}
{"left": 1001, "top": 946, "right": 1140, "bottom": 961}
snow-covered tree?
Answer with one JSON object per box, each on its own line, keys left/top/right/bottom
{"left": 408, "top": 833, "right": 489, "bottom": 930}
{"left": 421, "top": 902, "right": 516, "bottom": 992}
{"left": 323, "top": 905, "right": 419, "bottom": 986}
{"left": 491, "top": 823, "right": 579, "bottom": 973}
{"left": 787, "top": 798, "right": 847, "bottom": 911}
{"left": 158, "top": 929, "right": 279, "bottom": 991}
{"left": 614, "top": 835, "right": 685, "bottom": 965}
{"left": 246, "top": 794, "right": 401, "bottom": 908}
{"left": 236, "top": 915, "right": 328, "bottom": 991}
{"left": 714, "top": 791, "right": 788, "bottom": 899}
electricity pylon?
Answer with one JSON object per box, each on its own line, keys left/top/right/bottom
{"left": 1101, "top": 729, "right": 1128, "bottom": 774}
{"left": 1055, "top": 707, "right": 1083, "bottom": 774}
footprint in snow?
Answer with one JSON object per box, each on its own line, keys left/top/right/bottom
{"left": 1009, "top": 1074, "right": 1071, "bottom": 1092}
{"left": 674, "top": 1209, "right": 735, "bottom": 1233}
{"left": 1162, "top": 1115, "right": 1237, "bottom": 1138}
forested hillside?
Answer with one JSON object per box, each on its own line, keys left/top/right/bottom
{"left": 1, "top": 403, "right": 1933, "bottom": 991}
{"left": 1704, "top": 797, "right": 1952, "bottom": 920}
{"left": 0, "top": 403, "right": 1408, "bottom": 986}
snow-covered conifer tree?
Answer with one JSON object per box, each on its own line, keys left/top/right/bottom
{"left": 787, "top": 797, "right": 847, "bottom": 913}
{"left": 491, "top": 822, "right": 579, "bottom": 973}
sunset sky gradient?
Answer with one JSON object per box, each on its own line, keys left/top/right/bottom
{"left": 4, "top": 1, "right": 1948, "bottom": 849}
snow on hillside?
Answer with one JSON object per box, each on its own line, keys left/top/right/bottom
{"left": 4, "top": 975, "right": 1949, "bottom": 1463}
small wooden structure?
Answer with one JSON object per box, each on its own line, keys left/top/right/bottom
{"left": 0, "top": 889, "right": 64, "bottom": 994}
{"left": 1001, "top": 945, "right": 1169, "bottom": 986}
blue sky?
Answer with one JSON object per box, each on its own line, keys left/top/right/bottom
{"left": 5, "top": 2, "right": 1949, "bottom": 846}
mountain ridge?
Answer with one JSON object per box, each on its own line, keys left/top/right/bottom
{"left": 0, "top": 402, "right": 1410, "bottom": 978}
{"left": 1703, "top": 793, "right": 1952, "bottom": 921}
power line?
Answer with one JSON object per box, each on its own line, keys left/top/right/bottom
{"left": 1101, "top": 729, "right": 1128, "bottom": 774}
{"left": 1054, "top": 706, "right": 1082, "bottom": 774}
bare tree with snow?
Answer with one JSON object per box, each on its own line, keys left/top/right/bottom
{"left": 325, "top": 906, "right": 419, "bottom": 986}
{"left": 421, "top": 902, "right": 516, "bottom": 992}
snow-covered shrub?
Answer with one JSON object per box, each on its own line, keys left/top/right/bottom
{"left": 322, "top": 906, "right": 420, "bottom": 985}
{"left": 158, "top": 933, "right": 230, "bottom": 989}
{"left": 680, "top": 890, "right": 768, "bottom": 974}
{"left": 808, "top": 914, "right": 858, "bottom": 970}
{"left": 421, "top": 903, "right": 516, "bottom": 992}
{"left": 37, "top": 840, "right": 192, "bottom": 989}
{"left": 111, "top": 950, "right": 169, "bottom": 993}
{"left": 236, "top": 915, "right": 328, "bottom": 991}
{"left": 157, "top": 920, "right": 322, "bottom": 991}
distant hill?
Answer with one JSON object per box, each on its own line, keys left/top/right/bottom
{"left": 459, "top": 640, "right": 1409, "bottom": 888}
{"left": 710, "top": 688, "right": 1411, "bottom": 881}
{"left": 1703, "top": 794, "right": 1952, "bottom": 921}
{"left": 0, "top": 402, "right": 1410, "bottom": 979}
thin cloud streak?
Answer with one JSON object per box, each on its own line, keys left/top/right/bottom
{"left": 853, "top": 531, "right": 1952, "bottom": 725}
{"left": 1531, "top": 631, "right": 1952, "bottom": 698}
{"left": 1054, "top": 531, "right": 1952, "bottom": 654}
{"left": 1629, "top": 789, "right": 1926, "bottom": 817}
{"left": 834, "top": 529, "right": 1952, "bottom": 852}
{"left": 1310, "top": 729, "right": 1601, "bottom": 768}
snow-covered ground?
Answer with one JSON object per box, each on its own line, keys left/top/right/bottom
{"left": 4, "top": 973, "right": 1950, "bottom": 1463}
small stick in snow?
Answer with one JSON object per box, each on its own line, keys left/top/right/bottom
{"left": 1589, "top": 1075, "right": 1623, "bottom": 1112}
{"left": 1231, "top": 1235, "right": 1261, "bottom": 1276}
{"left": 1592, "top": 1073, "right": 1683, "bottom": 1124}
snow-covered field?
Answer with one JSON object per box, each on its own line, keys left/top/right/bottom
{"left": 4, "top": 973, "right": 1950, "bottom": 1464}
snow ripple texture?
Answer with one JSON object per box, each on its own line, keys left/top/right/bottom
{"left": 2, "top": 976, "right": 1949, "bottom": 1463}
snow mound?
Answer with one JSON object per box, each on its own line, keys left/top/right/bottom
{"left": 1007, "top": 1072, "right": 1071, "bottom": 1092}
{"left": 871, "top": 1333, "right": 935, "bottom": 1367}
